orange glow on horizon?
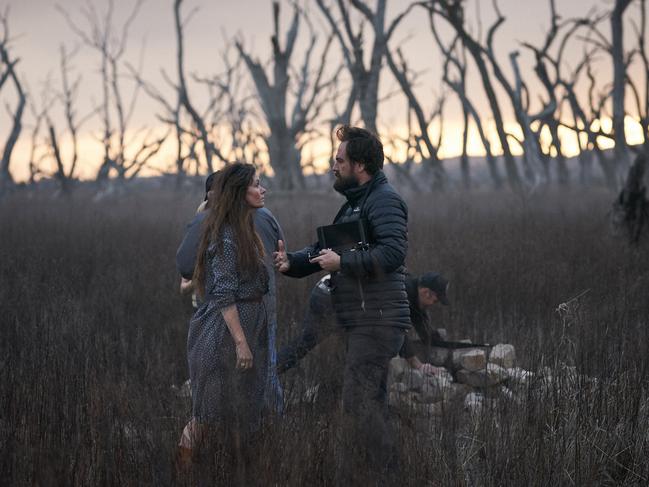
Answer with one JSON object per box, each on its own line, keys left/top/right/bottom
{"left": 8, "top": 116, "right": 646, "bottom": 183}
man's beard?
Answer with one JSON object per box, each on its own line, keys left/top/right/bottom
{"left": 333, "top": 173, "right": 359, "bottom": 192}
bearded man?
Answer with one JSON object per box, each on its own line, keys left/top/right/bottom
{"left": 274, "top": 125, "right": 410, "bottom": 481}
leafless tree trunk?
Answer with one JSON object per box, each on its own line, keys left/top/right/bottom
{"left": 192, "top": 46, "right": 268, "bottom": 169}
{"left": 521, "top": 0, "right": 575, "bottom": 187}
{"left": 316, "top": 0, "right": 415, "bottom": 135}
{"left": 611, "top": 0, "right": 634, "bottom": 175}
{"left": 627, "top": 0, "right": 649, "bottom": 152}
{"left": 173, "top": 0, "right": 214, "bottom": 173}
{"left": 60, "top": 0, "right": 166, "bottom": 188}
{"left": 43, "top": 45, "right": 93, "bottom": 194}
{"left": 25, "top": 93, "right": 50, "bottom": 185}
{"left": 237, "top": 2, "right": 337, "bottom": 190}
{"left": 560, "top": 54, "right": 618, "bottom": 189}
{"left": 0, "top": 9, "right": 26, "bottom": 193}
{"left": 429, "top": 18, "right": 502, "bottom": 189}
{"left": 508, "top": 51, "right": 552, "bottom": 190}
{"left": 385, "top": 47, "right": 446, "bottom": 190}
{"left": 427, "top": 0, "right": 522, "bottom": 190}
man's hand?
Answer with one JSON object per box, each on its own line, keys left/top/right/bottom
{"left": 179, "top": 277, "right": 194, "bottom": 294}
{"left": 310, "top": 248, "right": 341, "bottom": 272}
{"left": 273, "top": 239, "right": 290, "bottom": 273}
{"left": 408, "top": 356, "right": 439, "bottom": 376}
{"left": 419, "top": 363, "right": 439, "bottom": 376}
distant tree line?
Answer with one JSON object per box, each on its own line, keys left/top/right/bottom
{"left": 0, "top": 0, "right": 648, "bottom": 195}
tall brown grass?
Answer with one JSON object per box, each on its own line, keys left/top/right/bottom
{"left": 1, "top": 186, "right": 648, "bottom": 485}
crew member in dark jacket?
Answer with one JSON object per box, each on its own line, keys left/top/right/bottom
{"left": 274, "top": 126, "right": 409, "bottom": 481}
{"left": 277, "top": 272, "right": 450, "bottom": 375}
{"left": 399, "top": 272, "right": 449, "bottom": 369}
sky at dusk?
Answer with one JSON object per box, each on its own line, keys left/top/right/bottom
{"left": 1, "top": 0, "right": 646, "bottom": 181}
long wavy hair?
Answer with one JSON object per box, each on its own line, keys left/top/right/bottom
{"left": 193, "top": 163, "right": 264, "bottom": 297}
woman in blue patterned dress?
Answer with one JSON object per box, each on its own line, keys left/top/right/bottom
{"left": 179, "top": 163, "right": 269, "bottom": 469}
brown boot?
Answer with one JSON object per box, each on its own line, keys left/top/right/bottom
{"left": 176, "top": 445, "right": 193, "bottom": 474}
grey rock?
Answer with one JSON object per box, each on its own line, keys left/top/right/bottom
{"left": 420, "top": 375, "right": 453, "bottom": 403}
{"left": 435, "top": 328, "right": 449, "bottom": 341}
{"left": 456, "top": 363, "right": 507, "bottom": 388}
{"left": 489, "top": 343, "right": 516, "bottom": 368}
{"left": 403, "top": 368, "right": 425, "bottom": 391}
{"left": 456, "top": 369, "right": 489, "bottom": 388}
{"left": 506, "top": 367, "right": 534, "bottom": 387}
{"left": 429, "top": 347, "right": 450, "bottom": 366}
{"left": 388, "top": 357, "right": 410, "bottom": 383}
{"left": 448, "top": 383, "right": 472, "bottom": 403}
{"left": 451, "top": 349, "right": 487, "bottom": 372}
{"left": 424, "top": 366, "right": 454, "bottom": 382}
{"left": 486, "top": 363, "right": 508, "bottom": 383}
{"left": 403, "top": 391, "right": 422, "bottom": 407}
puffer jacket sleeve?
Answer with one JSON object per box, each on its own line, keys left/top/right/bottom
{"left": 284, "top": 243, "right": 322, "bottom": 278}
{"left": 339, "top": 190, "right": 408, "bottom": 278}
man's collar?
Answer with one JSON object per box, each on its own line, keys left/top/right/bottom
{"left": 340, "top": 170, "right": 386, "bottom": 202}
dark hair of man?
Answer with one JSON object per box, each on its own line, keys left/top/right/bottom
{"left": 336, "top": 125, "right": 384, "bottom": 175}
{"left": 193, "top": 163, "right": 264, "bottom": 297}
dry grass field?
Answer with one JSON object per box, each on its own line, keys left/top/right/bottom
{"left": 1, "top": 185, "right": 648, "bottom": 485}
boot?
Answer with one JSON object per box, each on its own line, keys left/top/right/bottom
{"left": 176, "top": 445, "right": 193, "bottom": 474}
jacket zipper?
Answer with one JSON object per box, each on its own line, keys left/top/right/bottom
{"left": 358, "top": 280, "right": 366, "bottom": 312}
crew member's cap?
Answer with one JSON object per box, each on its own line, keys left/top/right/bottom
{"left": 204, "top": 172, "right": 218, "bottom": 201}
{"left": 419, "top": 272, "right": 450, "bottom": 305}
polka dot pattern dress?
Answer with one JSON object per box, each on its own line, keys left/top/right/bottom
{"left": 187, "top": 226, "right": 269, "bottom": 432}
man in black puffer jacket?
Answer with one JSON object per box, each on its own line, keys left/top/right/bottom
{"left": 274, "top": 125, "right": 409, "bottom": 480}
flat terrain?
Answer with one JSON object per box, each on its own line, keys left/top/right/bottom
{"left": 1, "top": 186, "right": 648, "bottom": 485}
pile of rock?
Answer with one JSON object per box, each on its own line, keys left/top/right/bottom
{"left": 388, "top": 330, "right": 533, "bottom": 415}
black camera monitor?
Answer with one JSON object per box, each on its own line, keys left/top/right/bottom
{"left": 316, "top": 219, "right": 368, "bottom": 253}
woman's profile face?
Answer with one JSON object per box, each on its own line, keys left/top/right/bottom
{"left": 245, "top": 173, "right": 266, "bottom": 208}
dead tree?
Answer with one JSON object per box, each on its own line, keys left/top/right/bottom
{"left": 627, "top": 0, "right": 649, "bottom": 152}
{"left": 315, "top": 0, "right": 415, "bottom": 135}
{"left": 425, "top": 0, "right": 522, "bottom": 190}
{"left": 508, "top": 50, "right": 554, "bottom": 189}
{"left": 558, "top": 48, "right": 619, "bottom": 189}
{"left": 59, "top": 0, "right": 167, "bottom": 185}
{"left": 384, "top": 46, "right": 446, "bottom": 190}
{"left": 133, "top": 12, "right": 263, "bottom": 187}
{"left": 556, "top": 10, "right": 638, "bottom": 189}
{"left": 520, "top": 0, "right": 576, "bottom": 187}
{"left": 0, "top": 9, "right": 26, "bottom": 193}
{"left": 581, "top": 0, "right": 635, "bottom": 184}
{"left": 128, "top": 0, "right": 209, "bottom": 186}
{"left": 43, "top": 45, "right": 96, "bottom": 194}
{"left": 429, "top": 18, "right": 502, "bottom": 189}
{"left": 236, "top": 2, "right": 337, "bottom": 190}
{"left": 173, "top": 0, "right": 215, "bottom": 173}
{"left": 25, "top": 88, "right": 50, "bottom": 185}
{"left": 192, "top": 45, "right": 268, "bottom": 169}
{"left": 611, "top": 0, "right": 634, "bottom": 174}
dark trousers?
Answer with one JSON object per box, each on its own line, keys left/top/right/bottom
{"left": 338, "top": 326, "right": 405, "bottom": 484}
{"left": 276, "top": 288, "right": 335, "bottom": 373}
